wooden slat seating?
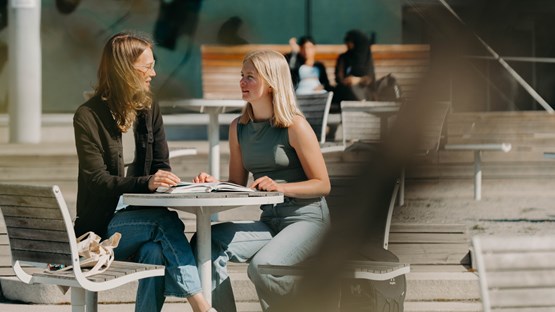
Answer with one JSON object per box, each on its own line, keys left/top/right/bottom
{"left": 296, "top": 91, "right": 334, "bottom": 145}
{"left": 0, "top": 184, "right": 165, "bottom": 311}
{"left": 201, "top": 44, "right": 430, "bottom": 101}
{"left": 472, "top": 235, "right": 555, "bottom": 311}
{"left": 389, "top": 224, "right": 470, "bottom": 266}
{"left": 0, "top": 221, "right": 10, "bottom": 278}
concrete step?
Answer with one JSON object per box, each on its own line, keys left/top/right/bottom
{"left": 0, "top": 298, "right": 482, "bottom": 312}
{"left": 0, "top": 263, "right": 479, "bottom": 305}
{"left": 0, "top": 299, "right": 482, "bottom": 312}
{"left": 0, "top": 277, "right": 186, "bottom": 305}
{"left": 223, "top": 264, "right": 480, "bottom": 303}
{"left": 0, "top": 301, "right": 263, "bottom": 312}
{"left": 0, "top": 264, "right": 253, "bottom": 305}
{"left": 405, "top": 301, "right": 481, "bottom": 312}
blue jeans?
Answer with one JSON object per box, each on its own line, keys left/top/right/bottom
{"left": 192, "top": 197, "right": 330, "bottom": 312}
{"left": 107, "top": 208, "right": 202, "bottom": 312}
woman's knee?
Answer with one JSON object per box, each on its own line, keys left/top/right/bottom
{"left": 247, "top": 261, "right": 261, "bottom": 285}
{"left": 211, "top": 222, "right": 237, "bottom": 242}
{"left": 157, "top": 210, "right": 185, "bottom": 232}
{"left": 136, "top": 241, "right": 164, "bottom": 265}
{"left": 247, "top": 255, "right": 268, "bottom": 285}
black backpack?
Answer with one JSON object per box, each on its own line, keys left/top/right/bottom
{"left": 339, "top": 246, "right": 406, "bottom": 312}
{"left": 375, "top": 73, "right": 402, "bottom": 101}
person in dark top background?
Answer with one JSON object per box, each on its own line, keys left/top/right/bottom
{"left": 331, "top": 29, "right": 376, "bottom": 112}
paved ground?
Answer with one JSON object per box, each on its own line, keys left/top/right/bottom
{"left": 398, "top": 178, "right": 555, "bottom": 238}
{"left": 0, "top": 302, "right": 262, "bottom": 312}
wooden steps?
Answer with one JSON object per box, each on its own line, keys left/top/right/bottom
{"left": 1, "top": 109, "right": 553, "bottom": 307}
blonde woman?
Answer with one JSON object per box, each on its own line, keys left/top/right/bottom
{"left": 73, "top": 31, "right": 214, "bottom": 312}
{"left": 193, "top": 50, "right": 331, "bottom": 311}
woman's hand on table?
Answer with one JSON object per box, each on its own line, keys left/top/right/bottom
{"left": 193, "top": 172, "right": 218, "bottom": 183}
{"left": 251, "top": 176, "right": 283, "bottom": 192}
{"left": 148, "top": 170, "right": 181, "bottom": 192}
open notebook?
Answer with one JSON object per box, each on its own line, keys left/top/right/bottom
{"left": 156, "top": 181, "right": 255, "bottom": 194}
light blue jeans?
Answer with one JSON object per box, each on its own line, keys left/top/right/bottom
{"left": 107, "top": 208, "right": 202, "bottom": 312}
{"left": 192, "top": 197, "right": 330, "bottom": 312}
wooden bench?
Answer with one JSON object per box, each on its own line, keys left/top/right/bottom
{"left": 389, "top": 223, "right": 470, "bottom": 266}
{"left": 0, "top": 183, "right": 165, "bottom": 311}
{"left": 0, "top": 222, "right": 10, "bottom": 279}
{"left": 200, "top": 44, "right": 431, "bottom": 100}
{"left": 472, "top": 234, "right": 555, "bottom": 311}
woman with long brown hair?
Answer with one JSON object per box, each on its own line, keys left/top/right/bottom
{"left": 73, "top": 31, "right": 215, "bottom": 312}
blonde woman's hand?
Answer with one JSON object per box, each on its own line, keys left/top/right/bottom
{"left": 251, "top": 176, "right": 282, "bottom": 192}
{"left": 148, "top": 170, "right": 181, "bottom": 192}
{"left": 193, "top": 172, "right": 218, "bottom": 183}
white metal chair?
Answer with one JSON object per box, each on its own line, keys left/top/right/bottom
{"left": 472, "top": 234, "right": 555, "bottom": 312}
{"left": 296, "top": 91, "right": 334, "bottom": 145}
{"left": 0, "top": 184, "right": 165, "bottom": 311}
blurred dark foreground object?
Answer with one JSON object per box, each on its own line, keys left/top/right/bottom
{"left": 56, "top": 0, "right": 81, "bottom": 14}
{"left": 276, "top": 96, "right": 437, "bottom": 311}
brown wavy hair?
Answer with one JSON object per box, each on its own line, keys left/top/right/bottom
{"left": 95, "top": 31, "right": 153, "bottom": 132}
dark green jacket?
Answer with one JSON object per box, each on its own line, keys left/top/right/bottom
{"left": 73, "top": 95, "right": 170, "bottom": 237}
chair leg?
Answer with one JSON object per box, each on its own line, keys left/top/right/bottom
{"left": 399, "top": 168, "right": 405, "bottom": 206}
{"left": 71, "top": 287, "right": 86, "bottom": 312}
{"left": 86, "top": 291, "right": 98, "bottom": 312}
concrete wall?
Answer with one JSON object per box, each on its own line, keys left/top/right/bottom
{"left": 0, "top": 0, "right": 401, "bottom": 114}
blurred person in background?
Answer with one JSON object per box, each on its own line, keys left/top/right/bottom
{"left": 332, "top": 29, "right": 376, "bottom": 112}
{"left": 285, "top": 36, "right": 332, "bottom": 95}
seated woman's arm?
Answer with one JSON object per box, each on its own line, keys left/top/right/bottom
{"left": 251, "top": 115, "right": 330, "bottom": 198}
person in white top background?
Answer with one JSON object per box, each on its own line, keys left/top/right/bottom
{"left": 285, "top": 36, "right": 332, "bottom": 95}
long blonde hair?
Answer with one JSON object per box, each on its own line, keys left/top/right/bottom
{"left": 239, "top": 50, "right": 303, "bottom": 127}
{"left": 95, "top": 31, "right": 153, "bottom": 132}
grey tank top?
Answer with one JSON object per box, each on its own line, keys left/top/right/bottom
{"left": 237, "top": 120, "right": 307, "bottom": 183}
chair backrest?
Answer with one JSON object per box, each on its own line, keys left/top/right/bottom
{"left": 340, "top": 101, "right": 400, "bottom": 146}
{"left": 0, "top": 184, "right": 75, "bottom": 266}
{"left": 296, "top": 91, "right": 334, "bottom": 144}
{"left": 418, "top": 101, "right": 450, "bottom": 154}
{"left": 472, "top": 235, "right": 555, "bottom": 312}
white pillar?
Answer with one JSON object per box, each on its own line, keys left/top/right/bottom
{"left": 8, "top": 0, "right": 42, "bottom": 143}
